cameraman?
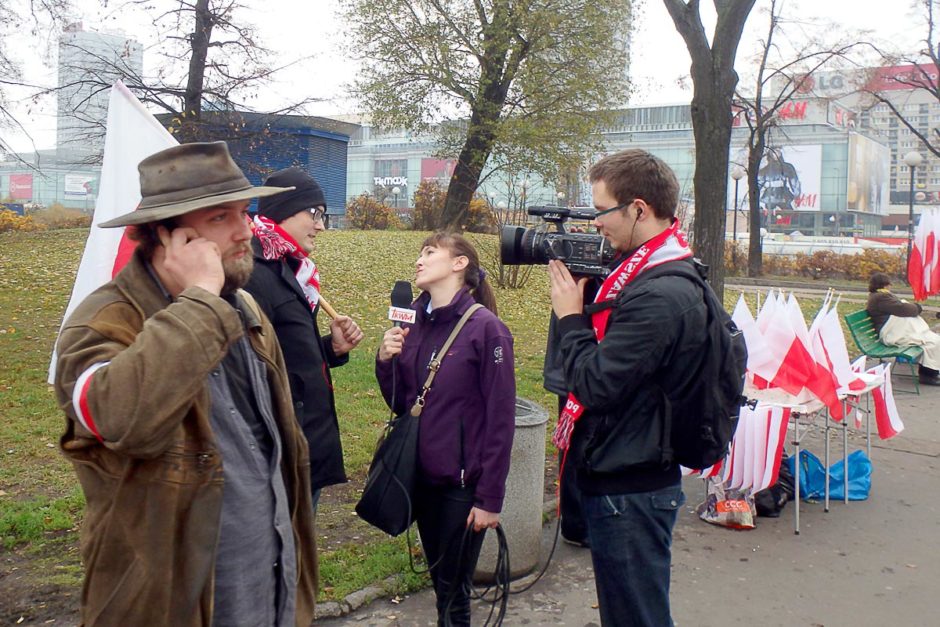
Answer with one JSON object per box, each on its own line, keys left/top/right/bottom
{"left": 547, "top": 149, "right": 707, "bottom": 627}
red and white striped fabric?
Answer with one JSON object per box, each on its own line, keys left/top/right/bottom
{"left": 800, "top": 296, "right": 843, "bottom": 421}
{"left": 718, "top": 403, "right": 790, "bottom": 493}
{"left": 70, "top": 362, "right": 109, "bottom": 442}
{"left": 909, "top": 208, "right": 940, "bottom": 301}
{"left": 757, "top": 295, "right": 817, "bottom": 396}
{"left": 732, "top": 295, "right": 776, "bottom": 388}
{"left": 869, "top": 363, "right": 905, "bottom": 440}
{"left": 47, "top": 81, "right": 177, "bottom": 384}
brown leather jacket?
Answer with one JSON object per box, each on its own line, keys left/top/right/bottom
{"left": 54, "top": 251, "right": 317, "bottom": 626}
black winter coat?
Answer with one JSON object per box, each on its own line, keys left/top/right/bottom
{"left": 244, "top": 239, "right": 348, "bottom": 491}
{"left": 558, "top": 259, "right": 709, "bottom": 496}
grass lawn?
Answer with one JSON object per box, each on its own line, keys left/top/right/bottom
{"left": 0, "top": 228, "right": 560, "bottom": 611}
{"left": 1, "top": 227, "right": 865, "bottom": 614}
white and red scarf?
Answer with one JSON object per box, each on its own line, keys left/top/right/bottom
{"left": 252, "top": 215, "right": 321, "bottom": 310}
{"left": 552, "top": 219, "right": 693, "bottom": 451}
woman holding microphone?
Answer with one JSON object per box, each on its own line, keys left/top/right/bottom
{"left": 376, "top": 232, "right": 515, "bottom": 626}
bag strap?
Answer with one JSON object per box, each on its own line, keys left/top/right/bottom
{"left": 411, "top": 303, "right": 483, "bottom": 417}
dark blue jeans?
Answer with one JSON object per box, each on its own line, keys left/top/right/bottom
{"left": 583, "top": 484, "right": 685, "bottom": 627}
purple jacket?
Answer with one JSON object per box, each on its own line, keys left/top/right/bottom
{"left": 375, "top": 289, "right": 515, "bottom": 512}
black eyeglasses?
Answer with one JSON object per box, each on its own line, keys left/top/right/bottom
{"left": 594, "top": 199, "right": 635, "bottom": 218}
{"left": 307, "top": 207, "right": 326, "bottom": 222}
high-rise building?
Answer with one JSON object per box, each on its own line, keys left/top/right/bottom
{"left": 56, "top": 23, "right": 142, "bottom": 163}
{"left": 779, "top": 65, "right": 940, "bottom": 221}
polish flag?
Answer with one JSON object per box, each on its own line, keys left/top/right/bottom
{"left": 746, "top": 405, "right": 768, "bottom": 491}
{"left": 757, "top": 295, "right": 815, "bottom": 396}
{"left": 870, "top": 363, "right": 905, "bottom": 439}
{"left": 788, "top": 295, "right": 843, "bottom": 420}
{"left": 815, "top": 303, "right": 861, "bottom": 395}
{"left": 849, "top": 356, "right": 869, "bottom": 429}
{"left": 756, "top": 406, "right": 791, "bottom": 492}
{"left": 755, "top": 289, "right": 778, "bottom": 335}
{"left": 909, "top": 208, "right": 940, "bottom": 300}
{"left": 731, "top": 295, "right": 776, "bottom": 387}
{"left": 48, "top": 82, "right": 177, "bottom": 383}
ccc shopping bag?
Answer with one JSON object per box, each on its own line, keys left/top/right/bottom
{"left": 786, "top": 449, "right": 872, "bottom": 501}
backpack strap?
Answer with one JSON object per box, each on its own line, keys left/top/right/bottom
{"left": 619, "top": 259, "right": 710, "bottom": 467}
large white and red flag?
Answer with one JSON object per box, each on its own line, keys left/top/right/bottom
{"left": 801, "top": 297, "right": 844, "bottom": 420}
{"left": 909, "top": 207, "right": 940, "bottom": 300}
{"left": 782, "top": 295, "right": 843, "bottom": 419}
{"left": 755, "top": 294, "right": 815, "bottom": 396}
{"left": 48, "top": 81, "right": 177, "bottom": 383}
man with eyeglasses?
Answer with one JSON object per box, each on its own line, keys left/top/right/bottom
{"left": 246, "top": 167, "right": 364, "bottom": 514}
{"left": 547, "top": 149, "right": 708, "bottom": 626}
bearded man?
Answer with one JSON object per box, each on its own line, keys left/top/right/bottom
{"left": 53, "top": 142, "right": 318, "bottom": 627}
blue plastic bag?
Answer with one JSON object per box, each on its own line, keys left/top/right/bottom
{"left": 785, "top": 449, "right": 872, "bottom": 501}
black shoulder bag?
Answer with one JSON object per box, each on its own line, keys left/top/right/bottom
{"left": 356, "top": 304, "right": 483, "bottom": 536}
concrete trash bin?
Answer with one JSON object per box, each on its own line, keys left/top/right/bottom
{"left": 474, "top": 398, "right": 548, "bottom": 583}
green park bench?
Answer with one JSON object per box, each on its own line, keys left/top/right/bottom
{"left": 844, "top": 309, "right": 923, "bottom": 394}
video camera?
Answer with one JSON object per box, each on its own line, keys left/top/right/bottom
{"left": 499, "top": 206, "right": 615, "bottom": 277}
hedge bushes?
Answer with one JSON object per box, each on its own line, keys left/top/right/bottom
{"left": 724, "top": 241, "right": 906, "bottom": 281}
{"left": 0, "top": 204, "right": 92, "bottom": 233}
{"left": 0, "top": 210, "right": 43, "bottom": 233}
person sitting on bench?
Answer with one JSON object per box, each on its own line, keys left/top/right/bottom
{"left": 866, "top": 272, "right": 940, "bottom": 386}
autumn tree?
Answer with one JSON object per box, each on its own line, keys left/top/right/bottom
{"left": 346, "top": 193, "right": 403, "bottom": 230}
{"left": 343, "top": 0, "right": 632, "bottom": 230}
{"left": 733, "top": 0, "right": 859, "bottom": 276}
{"left": 664, "top": 0, "right": 756, "bottom": 296}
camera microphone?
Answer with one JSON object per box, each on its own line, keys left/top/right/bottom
{"left": 389, "top": 281, "right": 416, "bottom": 327}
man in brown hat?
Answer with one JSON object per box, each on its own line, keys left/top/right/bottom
{"left": 53, "top": 141, "right": 318, "bottom": 627}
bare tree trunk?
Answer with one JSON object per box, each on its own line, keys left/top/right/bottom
{"left": 180, "top": 0, "right": 214, "bottom": 142}
{"left": 688, "top": 84, "right": 735, "bottom": 295}
{"left": 442, "top": 115, "right": 496, "bottom": 231}
{"left": 747, "top": 133, "right": 766, "bottom": 276}
{"left": 664, "top": 0, "right": 756, "bottom": 299}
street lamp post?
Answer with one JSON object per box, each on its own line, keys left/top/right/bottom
{"left": 391, "top": 185, "right": 401, "bottom": 209}
{"left": 903, "top": 152, "right": 924, "bottom": 271}
{"left": 730, "top": 167, "right": 745, "bottom": 268}
{"left": 556, "top": 191, "right": 566, "bottom": 207}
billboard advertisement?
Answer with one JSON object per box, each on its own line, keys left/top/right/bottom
{"left": 727, "top": 144, "right": 822, "bottom": 225}
{"left": 847, "top": 134, "right": 890, "bottom": 215}
{"left": 64, "top": 174, "right": 95, "bottom": 197}
{"left": 757, "top": 144, "right": 822, "bottom": 213}
{"left": 420, "top": 158, "right": 456, "bottom": 184}
{"left": 9, "top": 174, "right": 33, "bottom": 200}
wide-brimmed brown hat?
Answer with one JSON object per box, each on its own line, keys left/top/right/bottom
{"left": 99, "top": 141, "right": 293, "bottom": 228}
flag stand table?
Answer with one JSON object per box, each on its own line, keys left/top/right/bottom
{"left": 823, "top": 379, "right": 882, "bottom": 512}
{"left": 742, "top": 382, "right": 880, "bottom": 535}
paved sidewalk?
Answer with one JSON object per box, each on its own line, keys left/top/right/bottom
{"left": 319, "top": 378, "right": 940, "bottom": 626}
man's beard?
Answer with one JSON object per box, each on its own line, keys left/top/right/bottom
{"left": 220, "top": 245, "right": 254, "bottom": 295}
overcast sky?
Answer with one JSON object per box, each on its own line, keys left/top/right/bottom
{"left": 2, "top": 0, "right": 926, "bottom": 153}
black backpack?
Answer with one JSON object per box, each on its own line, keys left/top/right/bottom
{"left": 629, "top": 259, "right": 747, "bottom": 469}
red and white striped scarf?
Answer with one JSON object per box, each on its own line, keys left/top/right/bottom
{"left": 552, "top": 219, "right": 693, "bottom": 451}
{"left": 252, "top": 215, "right": 321, "bottom": 310}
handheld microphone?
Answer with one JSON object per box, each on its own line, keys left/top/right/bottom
{"left": 389, "top": 281, "right": 416, "bottom": 327}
